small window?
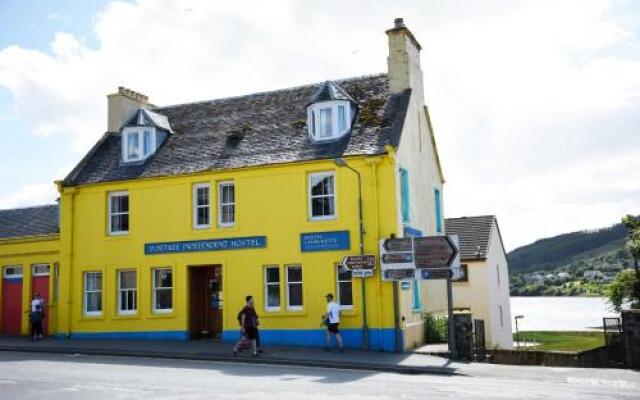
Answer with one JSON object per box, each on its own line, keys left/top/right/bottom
{"left": 434, "top": 188, "right": 443, "bottom": 233}
{"left": 286, "top": 265, "right": 303, "bottom": 310}
{"left": 309, "top": 172, "right": 336, "bottom": 220}
{"left": 337, "top": 265, "right": 353, "bottom": 308}
{"left": 264, "top": 266, "right": 280, "bottom": 311}
{"left": 32, "top": 264, "right": 50, "bottom": 276}
{"left": 307, "top": 101, "right": 352, "bottom": 141}
{"left": 152, "top": 268, "right": 173, "bottom": 313}
{"left": 453, "top": 264, "right": 469, "bottom": 283}
{"left": 218, "top": 182, "right": 235, "bottom": 227}
{"left": 499, "top": 305, "right": 504, "bottom": 328}
{"left": 400, "top": 168, "right": 410, "bottom": 223}
{"left": 496, "top": 264, "right": 501, "bottom": 286}
{"left": 108, "top": 191, "right": 129, "bottom": 235}
{"left": 84, "top": 272, "right": 102, "bottom": 316}
{"left": 193, "top": 183, "right": 211, "bottom": 229}
{"left": 412, "top": 279, "right": 421, "bottom": 310}
{"left": 118, "top": 270, "right": 137, "bottom": 315}
{"left": 126, "top": 132, "right": 140, "bottom": 161}
{"left": 3, "top": 265, "right": 23, "bottom": 278}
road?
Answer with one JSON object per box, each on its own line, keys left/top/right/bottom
{"left": 0, "top": 351, "right": 638, "bottom": 399}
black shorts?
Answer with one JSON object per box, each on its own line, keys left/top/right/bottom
{"left": 327, "top": 323, "right": 339, "bottom": 334}
{"left": 244, "top": 327, "right": 258, "bottom": 340}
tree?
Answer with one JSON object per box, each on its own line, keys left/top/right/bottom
{"left": 606, "top": 215, "right": 640, "bottom": 311}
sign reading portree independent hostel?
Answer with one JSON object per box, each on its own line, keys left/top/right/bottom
{"left": 145, "top": 236, "right": 267, "bottom": 255}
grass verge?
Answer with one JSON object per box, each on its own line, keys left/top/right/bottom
{"left": 513, "top": 331, "right": 605, "bottom": 352}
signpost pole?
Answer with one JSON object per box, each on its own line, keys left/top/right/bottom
{"left": 447, "top": 276, "right": 457, "bottom": 359}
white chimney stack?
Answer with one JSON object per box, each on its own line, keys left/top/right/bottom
{"left": 386, "top": 18, "right": 424, "bottom": 102}
{"left": 107, "top": 86, "right": 150, "bottom": 132}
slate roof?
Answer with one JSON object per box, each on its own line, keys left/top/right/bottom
{"left": 64, "top": 74, "right": 411, "bottom": 186}
{"left": 0, "top": 205, "right": 59, "bottom": 239}
{"left": 445, "top": 216, "right": 496, "bottom": 260}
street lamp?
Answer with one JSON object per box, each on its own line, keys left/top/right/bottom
{"left": 334, "top": 157, "right": 368, "bottom": 350}
{"left": 514, "top": 315, "right": 524, "bottom": 350}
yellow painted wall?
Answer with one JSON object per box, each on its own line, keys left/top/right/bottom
{"left": 0, "top": 236, "right": 60, "bottom": 335}
{"left": 57, "top": 155, "right": 401, "bottom": 339}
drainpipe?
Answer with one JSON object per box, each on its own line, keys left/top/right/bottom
{"left": 334, "top": 158, "right": 368, "bottom": 350}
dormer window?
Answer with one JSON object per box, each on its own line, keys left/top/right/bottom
{"left": 307, "top": 101, "right": 352, "bottom": 141}
{"left": 122, "top": 127, "right": 156, "bottom": 162}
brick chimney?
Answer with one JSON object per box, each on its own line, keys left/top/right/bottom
{"left": 107, "top": 86, "right": 150, "bottom": 132}
{"left": 386, "top": 18, "right": 424, "bottom": 101}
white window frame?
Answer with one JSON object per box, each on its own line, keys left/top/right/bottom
{"left": 264, "top": 265, "right": 281, "bottom": 312}
{"left": 218, "top": 181, "right": 235, "bottom": 227}
{"left": 308, "top": 171, "right": 337, "bottom": 221}
{"left": 122, "top": 127, "right": 156, "bottom": 163}
{"left": 83, "top": 272, "right": 102, "bottom": 317}
{"left": 32, "top": 264, "right": 50, "bottom": 277}
{"left": 192, "top": 183, "right": 211, "bottom": 229}
{"left": 152, "top": 268, "right": 173, "bottom": 314}
{"left": 117, "top": 269, "right": 137, "bottom": 315}
{"left": 336, "top": 265, "right": 353, "bottom": 310}
{"left": 307, "top": 100, "right": 351, "bottom": 141}
{"left": 3, "top": 265, "right": 23, "bottom": 278}
{"left": 108, "top": 191, "right": 130, "bottom": 235}
{"left": 285, "top": 264, "right": 303, "bottom": 311}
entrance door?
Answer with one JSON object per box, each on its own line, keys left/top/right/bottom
{"left": 2, "top": 266, "right": 23, "bottom": 335}
{"left": 31, "top": 264, "right": 50, "bottom": 335}
{"left": 189, "top": 265, "right": 223, "bottom": 339}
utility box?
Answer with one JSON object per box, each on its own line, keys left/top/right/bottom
{"left": 453, "top": 312, "right": 473, "bottom": 360}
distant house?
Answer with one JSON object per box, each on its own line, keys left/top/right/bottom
{"left": 584, "top": 270, "right": 604, "bottom": 281}
{"left": 557, "top": 272, "right": 571, "bottom": 281}
{"left": 445, "top": 216, "right": 513, "bottom": 349}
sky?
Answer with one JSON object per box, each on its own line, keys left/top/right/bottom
{"left": 0, "top": 0, "right": 639, "bottom": 251}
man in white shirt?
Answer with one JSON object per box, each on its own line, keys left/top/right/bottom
{"left": 323, "top": 293, "right": 344, "bottom": 353}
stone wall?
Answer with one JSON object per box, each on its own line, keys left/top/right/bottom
{"left": 487, "top": 345, "right": 623, "bottom": 368}
{"left": 622, "top": 309, "right": 640, "bottom": 368}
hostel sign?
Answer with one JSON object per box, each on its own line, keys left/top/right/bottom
{"left": 300, "top": 231, "right": 350, "bottom": 252}
{"left": 145, "top": 236, "right": 267, "bottom": 255}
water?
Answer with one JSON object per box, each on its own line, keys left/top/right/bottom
{"left": 509, "top": 296, "right": 620, "bottom": 332}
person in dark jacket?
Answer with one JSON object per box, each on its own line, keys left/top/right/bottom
{"left": 29, "top": 293, "right": 45, "bottom": 341}
{"left": 233, "top": 295, "right": 259, "bottom": 356}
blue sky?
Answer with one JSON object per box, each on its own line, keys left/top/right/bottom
{"left": 1, "top": 0, "right": 639, "bottom": 250}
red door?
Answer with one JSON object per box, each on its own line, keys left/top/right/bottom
{"left": 2, "top": 266, "right": 23, "bottom": 335}
{"left": 31, "top": 265, "right": 50, "bottom": 335}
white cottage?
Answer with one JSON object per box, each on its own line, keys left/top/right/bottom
{"left": 445, "top": 216, "right": 513, "bottom": 349}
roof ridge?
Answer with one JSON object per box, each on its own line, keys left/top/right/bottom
{"left": 156, "top": 72, "right": 388, "bottom": 110}
{"left": 445, "top": 215, "right": 496, "bottom": 220}
{"left": 0, "top": 204, "right": 58, "bottom": 213}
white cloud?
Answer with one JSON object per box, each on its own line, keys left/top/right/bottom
{"left": 0, "top": 0, "right": 639, "bottom": 249}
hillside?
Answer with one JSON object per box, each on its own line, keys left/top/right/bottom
{"left": 507, "top": 220, "right": 635, "bottom": 296}
{"left": 508, "top": 222, "right": 629, "bottom": 273}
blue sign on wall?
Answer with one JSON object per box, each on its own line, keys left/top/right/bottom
{"left": 300, "top": 231, "right": 350, "bottom": 252}
{"left": 403, "top": 226, "right": 423, "bottom": 238}
{"left": 145, "top": 236, "right": 266, "bottom": 255}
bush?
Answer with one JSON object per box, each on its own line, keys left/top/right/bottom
{"left": 424, "top": 313, "right": 448, "bottom": 343}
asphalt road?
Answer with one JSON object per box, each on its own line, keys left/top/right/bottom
{"left": 0, "top": 351, "right": 638, "bottom": 400}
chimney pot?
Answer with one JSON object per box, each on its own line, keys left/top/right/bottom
{"left": 394, "top": 18, "right": 405, "bottom": 29}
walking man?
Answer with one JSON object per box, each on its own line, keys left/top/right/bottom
{"left": 29, "top": 293, "right": 44, "bottom": 341}
{"left": 233, "top": 295, "right": 259, "bottom": 356}
{"left": 323, "top": 293, "right": 344, "bottom": 353}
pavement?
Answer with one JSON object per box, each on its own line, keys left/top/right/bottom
{"left": 0, "top": 336, "right": 457, "bottom": 376}
{"left": 1, "top": 351, "right": 638, "bottom": 400}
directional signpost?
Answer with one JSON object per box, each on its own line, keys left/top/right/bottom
{"left": 341, "top": 255, "right": 376, "bottom": 270}
{"left": 413, "top": 236, "right": 458, "bottom": 270}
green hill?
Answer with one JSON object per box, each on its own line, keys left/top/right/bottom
{"left": 508, "top": 222, "right": 629, "bottom": 273}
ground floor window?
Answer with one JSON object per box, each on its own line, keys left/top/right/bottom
{"left": 286, "top": 265, "right": 303, "bottom": 310}
{"left": 153, "top": 268, "right": 173, "bottom": 313}
{"left": 264, "top": 265, "right": 280, "bottom": 311}
{"left": 118, "top": 270, "right": 137, "bottom": 315}
{"left": 84, "top": 272, "right": 102, "bottom": 316}
{"left": 337, "top": 265, "right": 353, "bottom": 308}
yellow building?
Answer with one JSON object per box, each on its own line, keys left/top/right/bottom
{"left": 0, "top": 20, "right": 445, "bottom": 351}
